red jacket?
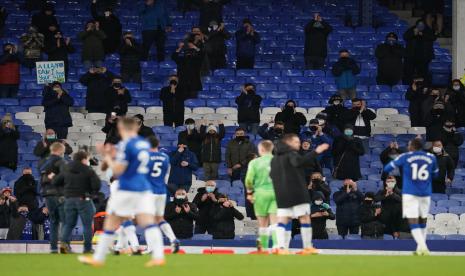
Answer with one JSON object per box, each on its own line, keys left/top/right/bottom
{"left": 0, "top": 54, "right": 20, "bottom": 85}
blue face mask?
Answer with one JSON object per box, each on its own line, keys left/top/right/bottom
{"left": 205, "top": 187, "right": 215, "bottom": 193}
{"left": 344, "top": 129, "right": 353, "bottom": 136}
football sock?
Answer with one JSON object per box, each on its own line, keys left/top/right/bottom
{"left": 123, "top": 225, "right": 140, "bottom": 251}
{"left": 159, "top": 221, "right": 177, "bottom": 243}
{"left": 93, "top": 230, "right": 115, "bottom": 262}
{"left": 258, "top": 227, "right": 270, "bottom": 250}
{"left": 270, "top": 224, "right": 278, "bottom": 249}
{"left": 276, "top": 223, "right": 286, "bottom": 249}
{"left": 284, "top": 222, "right": 292, "bottom": 249}
{"left": 419, "top": 223, "right": 428, "bottom": 248}
{"left": 114, "top": 227, "right": 126, "bottom": 250}
{"left": 410, "top": 224, "right": 427, "bottom": 250}
{"left": 300, "top": 223, "right": 313, "bottom": 249}
{"left": 145, "top": 224, "right": 164, "bottom": 260}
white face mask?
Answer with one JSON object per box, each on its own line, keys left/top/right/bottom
{"left": 314, "top": 200, "right": 323, "bottom": 205}
{"left": 333, "top": 100, "right": 341, "bottom": 105}
{"left": 175, "top": 195, "right": 186, "bottom": 200}
{"left": 386, "top": 181, "right": 396, "bottom": 189}
{"left": 432, "top": 147, "right": 442, "bottom": 154}
{"left": 453, "top": 85, "right": 461, "bottom": 91}
{"left": 187, "top": 124, "right": 195, "bottom": 130}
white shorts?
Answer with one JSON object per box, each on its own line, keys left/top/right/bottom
{"left": 402, "top": 194, "right": 431, "bottom": 219}
{"left": 277, "top": 203, "right": 311, "bottom": 218}
{"left": 106, "top": 190, "right": 155, "bottom": 217}
{"left": 152, "top": 194, "right": 167, "bottom": 217}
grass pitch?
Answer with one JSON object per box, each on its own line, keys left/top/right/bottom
{"left": 1, "top": 254, "right": 464, "bottom": 276}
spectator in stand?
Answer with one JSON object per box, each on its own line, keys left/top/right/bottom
{"left": 300, "top": 139, "right": 322, "bottom": 181}
{"left": 205, "top": 20, "right": 230, "bottom": 71}
{"left": 78, "top": 20, "right": 106, "bottom": 69}
{"left": 0, "top": 193, "right": 14, "bottom": 239}
{"left": 195, "top": 0, "right": 229, "bottom": 30}
{"left": 448, "top": 79, "right": 465, "bottom": 127}
{"left": 380, "top": 141, "right": 405, "bottom": 185}
{"left": 20, "top": 26, "right": 44, "bottom": 69}
{"left": 91, "top": 0, "right": 122, "bottom": 55}
{"left": 190, "top": 26, "right": 210, "bottom": 76}
{"left": 104, "top": 76, "right": 132, "bottom": 116}
{"left": 79, "top": 66, "right": 115, "bottom": 113}
{"left": 440, "top": 119, "right": 463, "bottom": 167}
{"left": 101, "top": 113, "right": 120, "bottom": 145}
{"left": 24, "top": 0, "right": 46, "bottom": 12}
{"left": 200, "top": 122, "right": 225, "bottom": 180}
{"left": 13, "top": 168, "right": 38, "bottom": 211}
{"left": 0, "top": 7, "right": 8, "bottom": 38}
{"left": 430, "top": 140, "right": 454, "bottom": 194}
{"left": 168, "top": 143, "right": 199, "bottom": 195}
{"left": 45, "top": 31, "right": 75, "bottom": 78}
{"left": 53, "top": 151, "right": 100, "bottom": 253}
{"left": 360, "top": 192, "right": 384, "bottom": 239}
{"left": 119, "top": 31, "right": 142, "bottom": 83}
{"left": 405, "top": 77, "right": 429, "bottom": 127}
{"left": 332, "top": 124, "right": 365, "bottom": 181}
{"left": 0, "top": 114, "right": 19, "bottom": 171}
{"left": 333, "top": 179, "right": 363, "bottom": 237}
{"left": 323, "top": 94, "right": 348, "bottom": 132}
{"left": 236, "top": 83, "right": 262, "bottom": 135}
{"left": 304, "top": 13, "right": 332, "bottom": 70}
{"left": 307, "top": 172, "right": 331, "bottom": 204}
{"left": 160, "top": 75, "right": 185, "bottom": 127}
{"left": 33, "top": 129, "right": 73, "bottom": 164}
{"left": 375, "top": 32, "right": 404, "bottom": 86}
{"left": 172, "top": 38, "right": 204, "bottom": 99}
{"left": 310, "top": 191, "right": 335, "bottom": 240}
{"left": 0, "top": 43, "right": 20, "bottom": 98}
{"left": 225, "top": 127, "right": 256, "bottom": 181}
{"left": 423, "top": 0, "right": 445, "bottom": 36}
{"left": 375, "top": 176, "right": 402, "bottom": 238}
{"left": 209, "top": 194, "right": 244, "bottom": 239}
{"left": 331, "top": 49, "right": 360, "bottom": 100}
{"left": 258, "top": 121, "right": 285, "bottom": 143}
{"left": 424, "top": 99, "right": 453, "bottom": 141}
{"left": 165, "top": 188, "right": 199, "bottom": 239}
{"left": 343, "top": 98, "right": 377, "bottom": 153}
{"left": 301, "top": 119, "right": 333, "bottom": 170}
{"left": 235, "top": 18, "right": 260, "bottom": 69}
{"left": 31, "top": 3, "right": 58, "bottom": 41}
{"left": 42, "top": 82, "right": 74, "bottom": 139}
{"left": 139, "top": 0, "right": 172, "bottom": 61}
{"left": 403, "top": 19, "right": 436, "bottom": 84}
{"left": 315, "top": 111, "right": 342, "bottom": 139}
{"left": 178, "top": 118, "right": 203, "bottom": 163}
{"left": 133, "top": 114, "right": 155, "bottom": 138}
{"left": 274, "top": 100, "right": 307, "bottom": 134}
{"left": 193, "top": 180, "right": 221, "bottom": 234}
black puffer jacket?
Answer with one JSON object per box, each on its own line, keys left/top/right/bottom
{"left": 193, "top": 187, "right": 221, "bottom": 233}
{"left": 39, "top": 154, "right": 66, "bottom": 197}
{"left": 79, "top": 70, "right": 115, "bottom": 113}
{"left": 333, "top": 188, "right": 363, "bottom": 227}
{"left": 200, "top": 124, "right": 225, "bottom": 163}
{"left": 165, "top": 200, "right": 199, "bottom": 239}
{"left": 52, "top": 160, "right": 101, "bottom": 198}
{"left": 360, "top": 202, "right": 384, "bottom": 238}
{"left": 304, "top": 19, "right": 332, "bottom": 57}
{"left": 235, "top": 92, "right": 262, "bottom": 124}
{"left": 209, "top": 203, "right": 244, "bottom": 239}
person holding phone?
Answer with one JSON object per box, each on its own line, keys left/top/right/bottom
{"left": 0, "top": 113, "right": 19, "bottom": 170}
{"left": 42, "top": 82, "right": 74, "bottom": 139}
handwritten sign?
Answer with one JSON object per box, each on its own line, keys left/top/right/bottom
{"left": 36, "top": 61, "right": 66, "bottom": 84}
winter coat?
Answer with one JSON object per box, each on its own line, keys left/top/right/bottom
{"left": 274, "top": 108, "right": 307, "bottom": 134}
{"left": 379, "top": 146, "right": 405, "bottom": 183}
{"left": 209, "top": 203, "right": 244, "bottom": 239}
{"left": 165, "top": 200, "right": 199, "bottom": 239}
{"left": 79, "top": 71, "right": 115, "bottom": 113}
{"left": 332, "top": 136, "right": 365, "bottom": 181}
{"left": 310, "top": 202, "right": 335, "bottom": 239}
{"left": 172, "top": 51, "right": 203, "bottom": 99}
{"left": 449, "top": 83, "right": 465, "bottom": 127}
{"left": 225, "top": 137, "right": 256, "bottom": 168}
{"left": 104, "top": 86, "right": 132, "bottom": 115}
{"left": 91, "top": 3, "right": 122, "bottom": 54}
{"left": 200, "top": 124, "right": 225, "bottom": 163}
{"left": 139, "top": 0, "right": 171, "bottom": 30}
{"left": 375, "top": 187, "right": 402, "bottom": 210}
{"left": 52, "top": 160, "right": 101, "bottom": 198}
{"left": 138, "top": 124, "right": 155, "bottom": 138}
{"left": 403, "top": 26, "right": 435, "bottom": 61}
{"left": 0, "top": 51, "right": 20, "bottom": 85}
{"left": 39, "top": 154, "right": 66, "bottom": 197}
{"left": 160, "top": 86, "right": 185, "bottom": 125}
{"left": 323, "top": 104, "right": 349, "bottom": 131}
{"left": 304, "top": 20, "right": 332, "bottom": 57}
{"left": 0, "top": 202, "right": 14, "bottom": 228}
{"left": 168, "top": 149, "right": 199, "bottom": 187}
{"left": 299, "top": 149, "right": 322, "bottom": 181}
{"left": 424, "top": 110, "right": 452, "bottom": 142}
{"left": 13, "top": 174, "right": 38, "bottom": 210}
{"left": 375, "top": 42, "right": 404, "bottom": 85}
{"left": 235, "top": 92, "right": 262, "bottom": 123}
{"left": 45, "top": 38, "right": 75, "bottom": 73}
{"left": 433, "top": 153, "right": 455, "bottom": 193}
{"left": 270, "top": 142, "right": 318, "bottom": 208}
{"left": 196, "top": 0, "right": 230, "bottom": 28}
{"left": 257, "top": 124, "right": 284, "bottom": 143}
{"left": 342, "top": 108, "right": 377, "bottom": 137}
{"left": 235, "top": 28, "right": 260, "bottom": 58}
{"left": 33, "top": 139, "right": 73, "bottom": 161}
{"left": 333, "top": 188, "right": 363, "bottom": 227}
{"left": 101, "top": 120, "right": 120, "bottom": 145}
{"left": 360, "top": 202, "right": 384, "bottom": 238}
{"left": 119, "top": 39, "right": 142, "bottom": 73}
{"left": 405, "top": 86, "right": 429, "bottom": 127}
{"left": 78, "top": 30, "right": 106, "bottom": 62}
{"left": 193, "top": 187, "right": 221, "bottom": 232}
{"left": 331, "top": 57, "right": 360, "bottom": 90}
{"left": 205, "top": 29, "right": 231, "bottom": 57}
{"left": 300, "top": 131, "right": 333, "bottom": 160}
{"left": 178, "top": 129, "right": 203, "bottom": 163}
{"left": 31, "top": 8, "right": 58, "bottom": 40}
{"left": 440, "top": 128, "right": 463, "bottom": 165}
{"left": 20, "top": 30, "right": 44, "bottom": 59}
{"left": 0, "top": 126, "right": 19, "bottom": 170}
{"left": 42, "top": 86, "right": 74, "bottom": 128}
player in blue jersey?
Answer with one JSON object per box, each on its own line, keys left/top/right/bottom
{"left": 383, "top": 138, "right": 439, "bottom": 255}
{"left": 78, "top": 117, "right": 165, "bottom": 267}
{"left": 146, "top": 136, "right": 181, "bottom": 253}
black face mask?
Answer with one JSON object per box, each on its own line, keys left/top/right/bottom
{"left": 236, "top": 136, "right": 245, "bottom": 141}
{"left": 284, "top": 106, "right": 294, "bottom": 112}
{"left": 432, "top": 108, "right": 444, "bottom": 115}
{"left": 247, "top": 89, "right": 255, "bottom": 94}
{"left": 309, "top": 125, "right": 318, "bottom": 132}
{"left": 113, "top": 83, "right": 122, "bottom": 89}
{"left": 364, "top": 200, "right": 373, "bottom": 205}
{"left": 274, "top": 128, "right": 283, "bottom": 134}
{"left": 170, "top": 80, "right": 178, "bottom": 85}
{"left": 311, "top": 179, "right": 321, "bottom": 185}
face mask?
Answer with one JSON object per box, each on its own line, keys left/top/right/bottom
{"left": 344, "top": 129, "right": 353, "bottom": 136}
{"left": 113, "top": 83, "right": 122, "bottom": 89}
{"left": 444, "top": 125, "right": 454, "bottom": 131}
{"left": 365, "top": 200, "right": 373, "bottom": 205}
{"left": 175, "top": 195, "right": 186, "bottom": 200}
{"left": 205, "top": 187, "right": 215, "bottom": 193}
{"left": 333, "top": 100, "right": 341, "bottom": 106}
{"left": 46, "top": 135, "right": 56, "bottom": 140}
{"left": 284, "top": 106, "right": 294, "bottom": 112}
{"left": 386, "top": 181, "right": 396, "bottom": 189}
{"left": 317, "top": 119, "right": 325, "bottom": 125}
{"left": 247, "top": 89, "right": 255, "bottom": 94}
{"left": 387, "top": 39, "right": 396, "bottom": 45}
{"left": 314, "top": 200, "right": 323, "bottom": 205}
{"left": 236, "top": 136, "right": 245, "bottom": 141}
{"left": 353, "top": 106, "right": 361, "bottom": 111}
{"left": 275, "top": 128, "right": 283, "bottom": 134}
{"left": 453, "top": 85, "right": 461, "bottom": 91}
{"left": 186, "top": 124, "right": 195, "bottom": 130}
{"left": 388, "top": 154, "right": 399, "bottom": 160}
{"left": 311, "top": 179, "right": 321, "bottom": 184}
{"left": 432, "top": 108, "right": 443, "bottom": 115}
{"left": 432, "top": 147, "right": 442, "bottom": 154}
{"left": 309, "top": 126, "right": 318, "bottom": 132}
{"left": 170, "top": 80, "right": 178, "bottom": 86}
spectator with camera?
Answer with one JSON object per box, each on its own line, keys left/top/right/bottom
{"left": 310, "top": 191, "right": 335, "bottom": 240}
{"left": 178, "top": 118, "right": 203, "bottom": 163}
{"left": 333, "top": 179, "right": 363, "bottom": 237}
{"left": 165, "top": 188, "right": 199, "bottom": 239}
{"left": 323, "top": 94, "right": 349, "bottom": 132}
{"left": 34, "top": 129, "right": 73, "bottom": 164}
{"left": 236, "top": 83, "right": 262, "bottom": 135}
{"left": 20, "top": 25, "right": 44, "bottom": 69}
{"left": 160, "top": 75, "right": 185, "bottom": 127}
{"left": 304, "top": 13, "right": 332, "bottom": 70}
{"left": 225, "top": 127, "right": 256, "bottom": 181}
{"left": 258, "top": 121, "right": 285, "bottom": 143}
{"left": 78, "top": 20, "right": 106, "bottom": 69}
{"left": 447, "top": 79, "right": 465, "bottom": 127}
{"left": 307, "top": 171, "right": 331, "bottom": 204}
{"left": 172, "top": 39, "right": 204, "bottom": 99}
{"left": 13, "top": 168, "right": 38, "bottom": 211}
{"left": 360, "top": 192, "right": 384, "bottom": 239}
{"left": 79, "top": 66, "right": 115, "bottom": 113}
{"left": 331, "top": 49, "right": 360, "bottom": 100}
{"left": 45, "top": 30, "right": 75, "bottom": 78}
{"left": 42, "top": 82, "right": 74, "bottom": 139}
{"left": 91, "top": 0, "right": 122, "bottom": 55}
{"left": 375, "top": 176, "right": 402, "bottom": 238}
{"left": 430, "top": 140, "right": 454, "bottom": 194}
{"left": 0, "top": 113, "right": 19, "bottom": 171}
{"left": 196, "top": 0, "right": 229, "bottom": 30}
{"left": 380, "top": 141, "right": 405, "bottom": 185}
{"left": 133, "top": 114, "right": 155, "bottom": 138}
{"left": 31, "top": 3, "right": 58, "bottom": 41}
{"left": 200, "top": 121, "right": 225, "bottom": 180}
{"left": 375, "top": 32, "right": 404, "bottom": 86}
{"left": 104, "top": 76, "right": 132, "bottom": 116}
{"left": 299, "top": 139, "right": 322, "bottom": 180}
{"left": 301, "top": 119, "right": 333, "bottom": 170}
{"left": 314, "top": 111, "right": 341, "bottom": 139}
{"left": 439, "top": 119, "right": 463, "bottom": 168}
{"left": 332, "top": 124, "right": 365, "bottom": 181}
{"left": 343, "top": 98, "right": 376, "bottom": 152}
{"left": 209, "top": 194, "right": 244, "bottom": 239}
{"left": 0, "top": 192, "right": 15, "bottom": 239}
{"left": 205, "top": 20, "right": 230, "bottom": 71}
{"left": 0, "top": 43, "right": 20, "bottom": 98}
{"left": 193, "top": 180, "right": 221, "bottom": 234}
{"left": 424, "top": 98, "right": 453, "bottom": 142}
{"left": 101, "top": 112, "right": 121, "bottom": 145}
{"left": 168, "top": 143, "right": 199, "bottom": 194}
{"left": 274, "top": 100, "right": 307, "bottom": 134}
{"left": 235, "top": 18, "right": 260, "bottom": 69}
{"left": 406, "top": 77, "right": 429, "bottom": 127}
{"left": 119, "top": 31, "right": 142, "bottom": 83}
{"left": 52, "top": 151, "right": 100, "bottom": 253}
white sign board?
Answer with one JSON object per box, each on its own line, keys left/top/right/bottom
{"left": 36, "top": 61, "right": 66, "bottom": 84}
